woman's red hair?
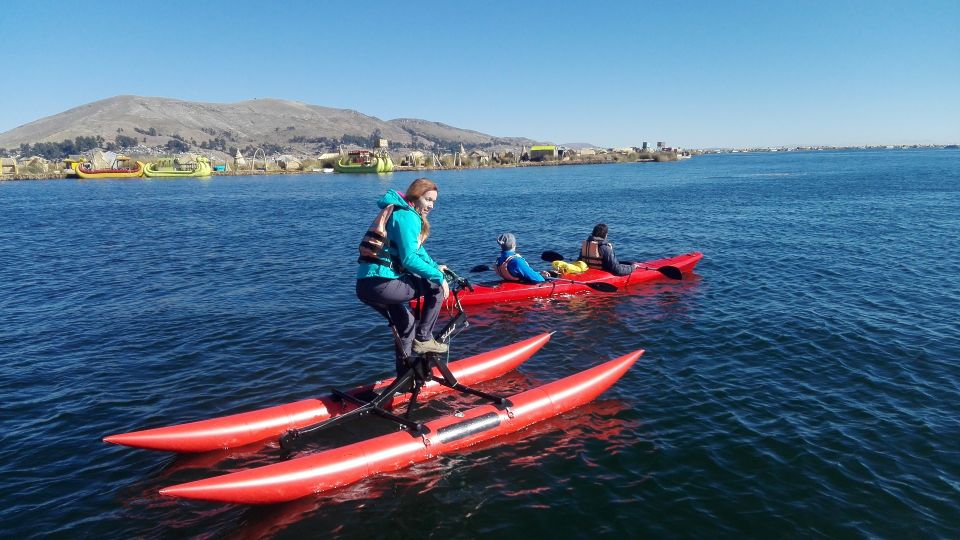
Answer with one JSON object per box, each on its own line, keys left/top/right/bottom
{"left": 403, "top": 178, "right": 438, "bottom": 241}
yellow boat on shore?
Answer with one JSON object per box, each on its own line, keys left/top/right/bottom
{"left": 334, "top": 149, "right": 394, "bottom": 173}
{"left": 74, "top": 156, "right": 144, "bottom": 179}
{"left": 143, "top": 156, "right": 212, "bottom": 178}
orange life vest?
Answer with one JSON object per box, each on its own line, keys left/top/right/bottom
{"left": 579, "top": 239, "right": 607, "bottom": 270}
{"left": 358, "top": 205, "right": 424, "bottom": 271}
{"left": 358, "top": 205, "right": 397, "bottom": 268}
{"left": 495, "top": 254, "right": 522, "bottom": 281}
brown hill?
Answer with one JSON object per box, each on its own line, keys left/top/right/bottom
{"left": 0, "top": 95, "right": 540, "bottom": 156}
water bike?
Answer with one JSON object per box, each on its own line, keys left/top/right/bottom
{"left": 106, "top": 269, "right": 643, "bottom": 504}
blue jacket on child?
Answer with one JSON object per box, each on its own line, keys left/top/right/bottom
{"left": 496, "top": 250, "right": 545, "bottom": 283}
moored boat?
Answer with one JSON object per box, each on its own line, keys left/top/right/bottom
{"left": 159, "top": 348, "right": 642, "bottom": 504}
{"left": 103, "top": 333, "right": 552, "bottom": 452}
{"left": 446, "top": 251, "right": 703, "bottom": 307}
{"left": 74, "top": 156, "right": 144, "bottom": 179}
{"left": 334, "top": 149, "right": 394, "bottom": 173}
{"left": 143, "top": 156, "right": 212, "bottom": 178}
{"left": 63, "top": 158, "right": 86, "bottom": 177}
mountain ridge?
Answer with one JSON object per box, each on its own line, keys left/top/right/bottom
{"left": 0, "top": 95, "right": 548, "bottom": 156}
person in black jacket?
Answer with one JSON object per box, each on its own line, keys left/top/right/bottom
{"left": 578, "top": 223, "right": 636, "bottom": 276}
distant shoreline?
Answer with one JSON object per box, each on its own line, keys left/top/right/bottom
{"left": 1, "top": 155, "right": 663, "bottom": 181}
{"left": 4, "top": 145, "right": 957, "bottom": 181}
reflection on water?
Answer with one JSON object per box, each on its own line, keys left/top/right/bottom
{"left": 215, "top": 399, "right": 638, "bottom": 539}
{"left": 464, "top": 275, "right": 703, "bottom": 337}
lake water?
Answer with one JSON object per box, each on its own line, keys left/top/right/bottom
{"left": 1, "top": 149, "right": 958, "bottom": 538}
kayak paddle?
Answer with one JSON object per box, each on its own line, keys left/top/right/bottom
{"left": 470, "top": 263, "right": 617, "bottom": 292}
{"left": 540, "top": 251, "right": 683, "bottom": 280}
{"left": 540, "top": 250, "right": 566, "bottom": 263}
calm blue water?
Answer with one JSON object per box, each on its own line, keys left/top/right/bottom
{"left": 1, "top": 150, "right": 958, "bottom": 538}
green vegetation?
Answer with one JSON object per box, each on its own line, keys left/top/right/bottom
{"left": 236, "top": 143, "right": 285, "bottom": 156}
{"left": 340, "top": 129, "right": 384, "bottom": 149}
{"left": 115, "top": 135, "right": 139, "bottom": 148}
{"left": 165, "top": 139, "right": 189, "bottom": 152}
{"left": 287, "top": 130, "right": 388, "bottom": 153}
{"left": 6, "top": 134, "right": 144, "bottom": 158}
{"left": 200, "top": 137, "right": 229, "bottom": 152}
{"left": 11, "top": 136, "right": 104, "bottom": 160}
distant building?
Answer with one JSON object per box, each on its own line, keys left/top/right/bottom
{"left": 402, "top": 150, "right": 426, "bottom": 166}
{"left": 1, "top": 157, "right": 17, "bottom": 176}
{"left": 468, "top": 150, "right": 490, "bottom": 165}
{"left": 530, "top": 145, "right": 571, "bottom": 161}
{"left": 277, "top": 155, "right": 301, "bottom": 170}
{"left": 529, "top": 145, "right": 558, "bottom": 161}
{"left": 318, "top": 152, "right": 340, "bottom": 167}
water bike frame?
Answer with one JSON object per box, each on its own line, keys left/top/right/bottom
{"left": 280, "top": 269, "right": 509, "bottom": 449}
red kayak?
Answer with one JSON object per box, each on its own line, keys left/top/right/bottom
{"left": 160, "top": 348, "right": 643, "bottom": 504}
{"left": 448, "top": 251, "right": 702, "bottom": 307}
{"left": 103, "top": 333, "right": 552, "bottom": 453}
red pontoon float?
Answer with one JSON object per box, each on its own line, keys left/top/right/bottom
{"left": 103, "top": 333, "right": 552, "bottom": 453}
{"left": 160, "top": 349, "right": 643, "bottom": 504}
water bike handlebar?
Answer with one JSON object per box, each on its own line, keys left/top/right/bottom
{"left": 443, "top": 267, "right": 474, "bottom": 293}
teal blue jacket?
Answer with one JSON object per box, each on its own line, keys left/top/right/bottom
{"left": 356, "top": 190, "right": 445, "bottom": 285}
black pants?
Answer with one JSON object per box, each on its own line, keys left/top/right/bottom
{"left": 356, "top": 275, "right": 443, "bottom": 369}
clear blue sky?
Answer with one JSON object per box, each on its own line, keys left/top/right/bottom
{"left": 1, "top": 0, "right": 958, "bottom": 148}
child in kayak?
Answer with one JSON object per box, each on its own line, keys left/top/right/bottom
{"left": 578, "top": 223, "right": 636, "bottom": 276}
{"left": 356, "top": 178, "right": 449, "bottom": 373}
{"left": 495, "top": 233, "right": 549, "bottom": 283}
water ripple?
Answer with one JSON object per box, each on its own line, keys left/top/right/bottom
{"left": 2, "top": 151, "right": 959, "bottom": 538}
